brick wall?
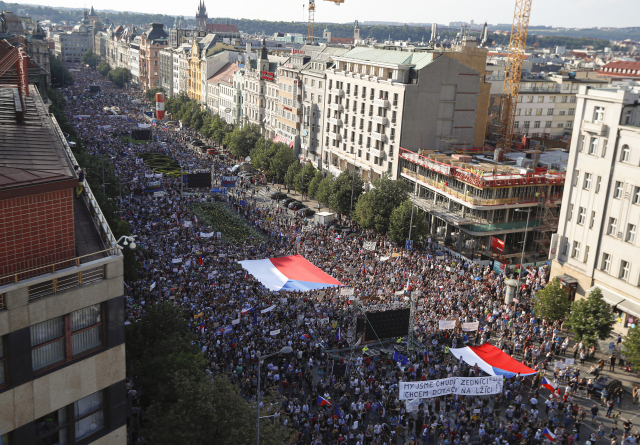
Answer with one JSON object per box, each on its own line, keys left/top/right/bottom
{"left": 0, "top": 189, "right": 76, "bottom": 280}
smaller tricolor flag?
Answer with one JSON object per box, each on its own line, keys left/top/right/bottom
{"left": 300, "top": 334, "right": 310, "bottom": 340}
{"left": 317, "top": 396, "right": 331, "bottom": 406}
{"left": 199, "top": 321, "right": 205, "bottom": 332}
{"left": 541, "top": 376, "right": 557, "bottom": 392}
{"left": 542, "top": 428, "right": 555, "bottom": 441}
{"left": 335, "top": 327, "right": 341, "bottom": 342}
{"left": 241, "top": 308, "right": 253, "bottom": 315}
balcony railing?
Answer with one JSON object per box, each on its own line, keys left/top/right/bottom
{"left": 373, "top": 98, "right": 390, "bottom": 108}
{"left": 328, "top": 131, "right": 342, "bottom": 141}
{"left": 372, "top": 115, "right": 388, "bottom": 126}
{"left": 330, "top": 88, "right": 344, "bottom": 97}
{"left": 328, "top": 117, "right": 343, "bottom": 127}
{"left": 372, "top": 131, "right": 387, "bottom": 142}
{"left": 329, "top": 103, "right": 344, "bottom": 112}
{"left": 582, "top": 120, "right": 606, "bottom": 135}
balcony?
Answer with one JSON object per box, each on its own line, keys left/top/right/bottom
{"left": 370, "top": 148, "right": 381, "bottom": 158}
{"left": 373, "top": 98, "right": 390, "bottom": 108}
{"left": 328, "top": 117, "right": 343, "bottom": 127}
{"left": 372, "top": 115, "right": 388, "bottom": 126}
{"left": 329, "top": 103, "right": 344, "bottom": 112}
{"left": 331, "top": 88, "right": 344, "bottom": 97}
{"left": 372, "top": 131, "right": 387, "bottom": 142}
{"left": 582, "top": 120, "right": 606, "bottom": 135}
{"left": 328, "top": 131, "right": 342, "bottom": 141}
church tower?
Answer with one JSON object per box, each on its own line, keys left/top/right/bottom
{"left": 354, "top": 20, "right": 360, "bottom": 42}
{"left": 196, "top": 0, "right": 208, "bottom": 32}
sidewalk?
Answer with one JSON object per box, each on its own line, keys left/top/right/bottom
{"left": 254, "top": 183, "right": 333, "bottom": 216}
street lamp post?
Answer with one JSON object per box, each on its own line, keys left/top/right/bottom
{"left": 256, "top": 346, "right": 292, "bottom": 445}
{"left": 407, "top": 179, "right": 418, "bottom": 246}
{"left": 514, "top": 208, "right": 532, "bottom": 283}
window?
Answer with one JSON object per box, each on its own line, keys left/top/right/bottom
{"left": 626, "top": 224, "right": 636, "bottom": 243}
{"left": 577, "top": 207, "right": 586, "bottom": 225}
{"left": 584, "top": 246, "right": 590, "bottom": 263}
{"left": 35, "top": 391, "right": 104, "bottom": 444}
{"left": 590, "top": 211, "right": 596, "bottom": 229}
{"left": 525, "top": 108, "right": 532, "bottom": 116}
{"left": 568, "top": 204, "right": 574, "bottom": 221}
{"left": 545, "top": 121, "right": 552, "bottom": 128}
{"left": 620, "top": 145, "right": 630, "bottom": 163}
{"left": 593, "top": 106, "right": 605, "bottom": 122}
{"left": 601, "top": 253, "right": 611, "bottom": 272}
{"left": 571, "top": 241, "right": 581, "bottom": 259}
{"left": 619, "top": 260, "right": 630, "bottom": 281}
{"left": 583, "top": 173, "right": 592, "bottom": 190}
{"left": 549, "top": 96, "right": 556, "bottom": 103}
{"left": 516, "top": 109, "right": 521, "bottom": 116}
{"left": 559, "top": 110, "right": 566, "bottom": 116}
{"left": 595, "top": 176, "right": 601, "bottom": 193}
{"left": 31, "top": 304, "right": 103, "bottom": 372}
{"left": 614, "top": 181, "right": 623, "bottom": 199}
{"left": 578, "top": 135, "right": 585, "bottom": 152}
{"left": 601, "top": 140, "right": 608, "bottom": 157}
{"left": 588, "top": 137, "right": 599, "bottom": 155}
{"left": 568, "top": 108, "right": 575, "bottom": 115}
{"left": 534, "top": 121, "right": 540, "bottom": 128}
{"left": 523, "top": 121, "right": 530, "bottom": 128}
{"left": 538, "top": 96, "right": 544, "bottom": 103}
{"left": 514, "top": 121, "right": 519, "bottom": 129}
{"left": 561, "top": 96, "right": 568, "bottom": 103}
{"left": 634, "top": 186, "right": 640, "bottom": 204}
{"left": 527, "top": 96, "right": 533, "bottom": 103}
{"left": 573, "top": 172, "right": 579, "bottom": 187}
{"left": 607, "top": 217, "right": 617, "bottom": 236}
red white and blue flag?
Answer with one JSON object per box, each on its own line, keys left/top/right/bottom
{"left": 317, "top": 396, "right": 331, "bottom": 406}
{"left": 541, "top": 377, "right": 557, "bottom": 392}
{"left": 239, "top": 255, "right": 341, "bottom": 291}
{"left": 542, "top": 428, "right": 555, "bottom": 441}
{"left": 241, "top": 308, "right": 253, "bottom": 315}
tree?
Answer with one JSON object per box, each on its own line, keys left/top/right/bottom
{"left": 315, "top": 176, "right": 334, "bottom": 206}
{"left": 49, "top": 54, "right": 73, "bottom": 86}
{"left": 533, "top": 277, "right": 572, "bottom": 323}
{"left": 388, "top": 199, "right": 430, "bottom": 246}
{"left": 249, "top": 138, "right": 275, "bottom": 173}
{"left": 307, "top": 171, "right": 324, "bottom": 199}
{"left": 269, "top": 144, "right": 298, "bottom": 182}
{"left": 623, "top": 325, "right": 640, "bottom": 371}
{"left": 284, "top": 162, "right": 302, "bottom": 187}
{"left": 107, "top": 67, "right": 132, "bottom": 87}
{"left": 81, "top": 50, "right": 100, "bottom": 69}
{"left": 329, "top": 170, "right": 364, "bottom": 216}
{"left": 224, "top": 124, "right": 261, "bottom": 158}
{"left": 145, "top": 86, "right": 165, "bottom": 104}
{"left": 354, "top": 174, "right": 411, "bottom": 234}
{"left": 293, "top": 163, "right": 317, "bottom": 195}
{"left": 97, "top": 62, "right": 111, "bottom": 77}
{"left": 566, "top": 287, "right": 616, "bottom": 345}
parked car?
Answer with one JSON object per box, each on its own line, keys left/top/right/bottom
{"left": 270, "top": 191, "right": 287, "bottom": 200}
{"left": 281, "top": 197, "right": 296, "bottom": 206}
{"left": 297, "top": 208, "right": 315, "bottom": 217}
{"left": 592, "top": 376, "right": 623, "bottom": 399}
{"left": 290, "top": 202, "right": 307, "bottom": 211}
{"left": 287, "top": 200, "right": 302, "bottom": 209}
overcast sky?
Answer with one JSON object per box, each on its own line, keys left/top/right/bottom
{"left": 27, "top": 0, "right": 639, "bottom": 28}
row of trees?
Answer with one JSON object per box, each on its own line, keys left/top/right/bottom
{"left": 126, "top": 303, "right": 293, "bottom": 444}
{"left": 86, "top": 54, "right": 133, "bottom": 88}
{"left": 165, "top": 93, "right": 236, "bottom": 146}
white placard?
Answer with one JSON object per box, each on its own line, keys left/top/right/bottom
{"left": 445, "top": 266, "right": 452, "bottom": 272}
{"left": 200, "top": 232, "right": 214, "bottom": 238}
{"left": 462, "top": 321, "right": 480, "bottom": 332}
{"left": 565, "top": 358, "right": 575, "bottom": 365}
{"left": 395, "top": 291, "right": 404, "bottom": 296}
{"left": 172, "top": 258, "right": 183, "bottom": 264}
{"left": 439, "top": 320, "right": 456, "bottom": 330}
{"left": 405, "top": 398, "right": 422, "bottom": 412}
{"left": 555, "top": 361, "right": 566, "bottom": 369}
{"left": 150, "top": 282, "right": 156, "bottom": 291}
{"left": 363, "top": 241, "right": 377, "bottom": 251}
{"left": 261, "top": 305, "right": 276, "bottom": 314}
{"left": 207, "top": 272, "right": 216, "bottom": 279}
{"left": 340, "top": 288, "right": 354, "bottom": 296}
{"left": 270, "top": 329, "right": 281, "bottom": 336}
{"left": 183, "top": 221, "right": 192, "bottom": 227}
{"left": 232, "top": 319, "right": 240, "bottom": 325}
{"left": 302, "top": 225, "right": 314, "bottom": 231}
{"left": 417, "top": 305, "right": 424, "bottom": 311}
{"left": 398, "top": 376, "right": 503, "bottom": 400}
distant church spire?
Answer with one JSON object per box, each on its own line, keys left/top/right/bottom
{"left": 196, "top": 0, "right": 208, "bottom": 32}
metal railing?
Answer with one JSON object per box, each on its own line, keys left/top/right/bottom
{"left": 28, "top": 265, "right": 106, "bottom": 301}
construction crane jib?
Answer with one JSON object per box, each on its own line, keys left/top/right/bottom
{"left": 307, "top": 0, "right": 345, "bottom": 44}
{"left": 497, "top": 0, "right": 533, "bottom": 153}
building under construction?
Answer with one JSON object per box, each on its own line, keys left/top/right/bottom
{"left": 399, "top": 145, "right": 567, "bottom": 266}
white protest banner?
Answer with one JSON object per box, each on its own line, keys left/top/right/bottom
{"left": 150, "top": 282, "right": 156, "bottom": 291}
{"left": 183, "top": 221, "right": 192, "bottom": 228}
{"left": 417, "top": 305, "right": 424, "bottom": 311}
{"left": 302, "top": 225, "right": 314, "bottom": 232}
{"left": 445, "top": 266, "right": 452, "bottom": 272}
{"left": 462, "top": 321, "right": 480, "bottom": 332}
{"left": 363, "top": 241, "right": 377, "bottom": 251}
{"left": 340, "top": 288, "right": 355, "bottom": 296}
{"left": 439, "top": 320, "right": 456, "bottom": 330}
{"left": 145, "top": 173, "right": 154, "bottom": 178}
{"left": 405, "top": 398, "right": 422, "bottom": 412}
{"left": 154, "top": 173, "right": 163, "bottom": 179}
{"left": 270, "top": 329, "right": 281, "bottom": 336}
{"left": 261, "top": 305, "right": 276, "bottom": 314}
{"left": 172, "top": 258, "right": 183, "bottom": 264}
{"left": 232, "top": 319, "right": 241, "bottom": 325}
{"left": 565, "top": 358, "right": 575, "bottom": 366}
{"left": 555, "top": 361, "right": 566, "bottom": 369}
{"left": 395, "top": 291, "right": 404, "bottom": 296}
{"left": 207, "top": 272, "right": 216, "bottom": 279}
{"left": 200, "top": 232, "right": 214, "bottom": 238}
{"left": 398, "top": 376, "right": 503, "bottom": 400}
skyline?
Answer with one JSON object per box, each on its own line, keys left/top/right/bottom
{"left": 15, "top": 0, "right": 640, "bottom": 29}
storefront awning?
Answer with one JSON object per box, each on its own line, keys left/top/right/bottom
{"left": 557, "top": 274, "right": 578, "bottom": 286}
{"left": 618, "top": 299, "right": 640, "bottom": 318}
{"left": 273, "top": 135, "right": 293, "bottom": 148}
{"left": 587, "top": 284, "right": 625, "bottom": 306}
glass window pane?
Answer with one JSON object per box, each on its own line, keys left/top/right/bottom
{"left": 74, "top": 411, "right": 103, "bottom": 441}
{"left": 31, "top": 317, "right": 65, "bottom": 347}
{"left": 71, "top": 304, "right": 101, "bottom": 332}
{"left": 74, "top": 391, "right": 103, "bottom": 418}
{"left": 72, "top": 326, "right": 102, "bottom": 356}
{"left": 35, "top": 407, "right": 68, "bottom": 445}
{"left": 32, "top": 339, "right": 65, "bottom": 371}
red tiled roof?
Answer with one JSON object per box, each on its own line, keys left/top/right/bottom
{"left": 207, "top": 63, "right": 240, "bottom": 85}
{"left": 206, "top": 23, "right": 239, "bottom": 33}
{"left": 598, "top": 61, "right": 640, "bottom": 77}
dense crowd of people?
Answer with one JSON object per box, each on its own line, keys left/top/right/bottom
{"left": 60, "top": 64, "right": 637, "bottom": 445}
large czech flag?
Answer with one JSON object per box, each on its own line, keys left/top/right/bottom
{"left": 449, "top": 343, "right": 536, "bottom": 378}
{"left": 541, "top": 377, "right": 557, "bottom": 392}
{"left": 239, "top": 255, "right": 341, "bottom": 292}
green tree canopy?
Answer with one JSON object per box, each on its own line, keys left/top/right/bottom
{"left": 81, "top": 50, "right": 100, "bottom": 69}
{"left": 307, "top": 170, "right": 324, "bottom": 199}
{"left": 269, "top": 144, "right": 298, "bottom": 181}
{"left": 49, "top": 54, "right": 73, "bottom": 86}
{"left": 354, "top": 174, "right": 411, "bottom": 234}
{"left": 145, "top": 86, "right": 165, "bottom": 104}
{"left": 293, "top": 163, "right": 317, "bottom": 195}
{"left": 623, "top": 325, "right": 640, "bottom": 371}
{"left": 97, "top": 62, "right": 111, "bottom": 77}
{"left": 567, "top": 287, "right": 616, "bottom": 345}
{"left": 107, "top": 67, "right": 132, "bottom": 87}
{"left": 533, "top": 277, "right": 572, "bottom": 323}
{"left": 315, "top": 176, "right": 334, "bottom": 206}
{"left": 329, "top": 170, "right": 364, "bottom": 216}
{"left": 388, "top": 199, "right": 430, "bottom": 246}
{"left": 284, "top": 162, "right": 302, "bottom": 187}
{"left": 224, "top": 124, "right": 261, "bottom": 158}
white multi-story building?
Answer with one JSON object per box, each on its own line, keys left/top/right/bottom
{"left": 551, "top": 82, "right": 640, "bottom": 334}
{"left": 232, "top": 67, "right": 245, "bottom": 125}
{"left": 323, "top": 47, "right": 481, "bottom": 184}
{"left": 53, "top": 24, "right": 90, "bottom": 62}
{"left": 129, "top": 37, "right": 140, "bottom": 86}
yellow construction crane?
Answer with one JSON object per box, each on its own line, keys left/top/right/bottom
{"left": 496, "top": 0, "right": 533, "bottom": 153}
{"left": 307, "top": 0, "right": 344, "bottom": 44}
